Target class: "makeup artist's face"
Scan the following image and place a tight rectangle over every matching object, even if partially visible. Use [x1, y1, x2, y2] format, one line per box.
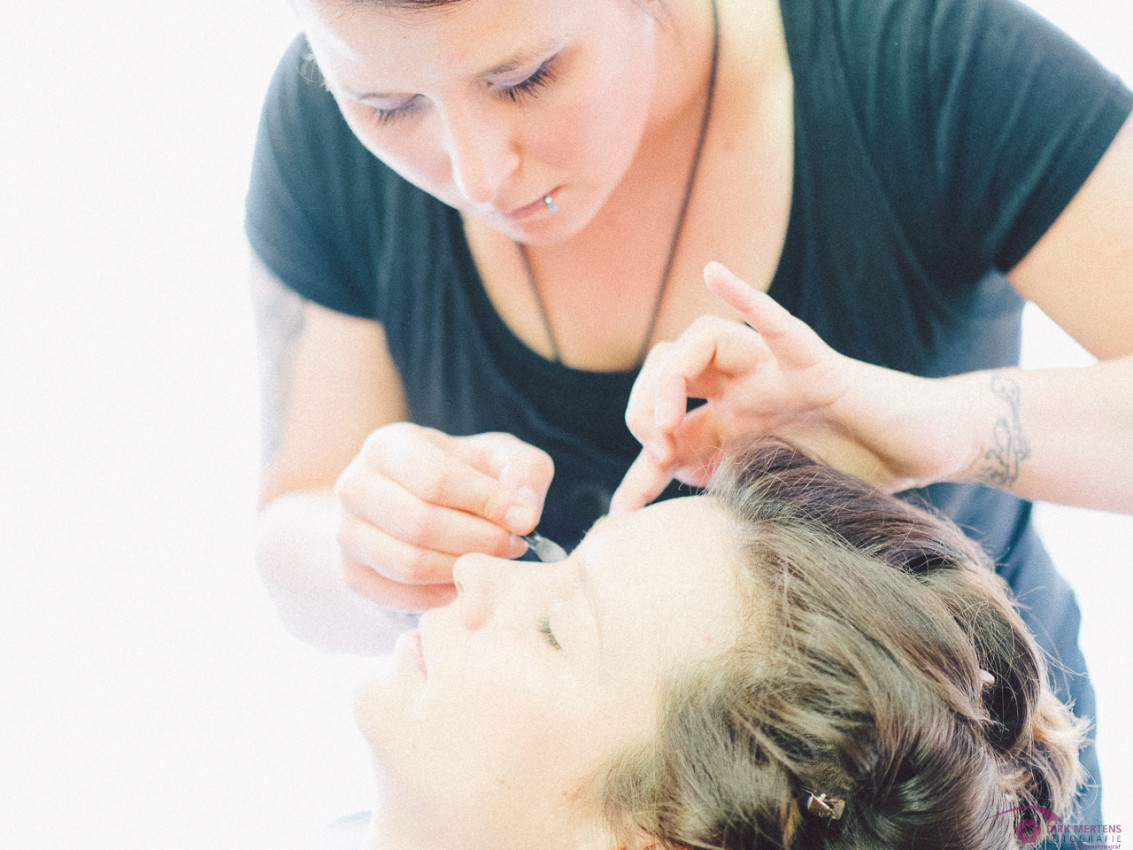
[293, 0, 658, 244]
[354, 496, 743, 849]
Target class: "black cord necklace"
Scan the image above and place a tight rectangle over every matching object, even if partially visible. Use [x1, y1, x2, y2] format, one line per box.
[519, 0, 721, 367]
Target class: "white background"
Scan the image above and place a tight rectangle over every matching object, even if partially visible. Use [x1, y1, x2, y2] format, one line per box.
[1, 1, 1130, 847]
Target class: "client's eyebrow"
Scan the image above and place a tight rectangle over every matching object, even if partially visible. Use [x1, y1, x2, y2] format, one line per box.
[578, 561, 604, 654]
[574, 519, 610, 654]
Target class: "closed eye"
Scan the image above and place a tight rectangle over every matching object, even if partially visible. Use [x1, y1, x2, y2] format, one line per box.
[366, 95, 423, 128]
[364, 56, 559, 127]
[497, 58, 557, 104]
[538, 617, 563, 653]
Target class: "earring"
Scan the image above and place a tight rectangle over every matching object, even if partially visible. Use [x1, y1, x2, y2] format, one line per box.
[543, 195, 558, 213]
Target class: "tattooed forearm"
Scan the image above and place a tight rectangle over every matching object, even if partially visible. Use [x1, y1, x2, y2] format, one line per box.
[251, 267, 308, 469]
[974, 374, 1031, 488]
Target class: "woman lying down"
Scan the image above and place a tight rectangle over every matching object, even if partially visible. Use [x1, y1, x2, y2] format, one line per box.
[351, 439, 1083, 850]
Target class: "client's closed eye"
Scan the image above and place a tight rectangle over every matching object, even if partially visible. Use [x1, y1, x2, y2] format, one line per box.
[538, 617, 563, 653]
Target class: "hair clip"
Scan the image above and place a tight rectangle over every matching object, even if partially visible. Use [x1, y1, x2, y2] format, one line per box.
[804, 792, 846, 821]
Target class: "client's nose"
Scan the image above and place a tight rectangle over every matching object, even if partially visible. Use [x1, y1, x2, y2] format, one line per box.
[452, 553, 500, 632]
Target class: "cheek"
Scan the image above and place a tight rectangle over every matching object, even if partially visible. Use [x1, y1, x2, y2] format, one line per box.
[419, 661, 605, 794]
[528, 94, 637, 174]
[529, 48, 655, 178]
[439, 641, 596, 730]
[430, 653, 562, 730]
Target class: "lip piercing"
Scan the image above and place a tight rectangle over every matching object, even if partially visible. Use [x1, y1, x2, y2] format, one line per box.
[543, 195, 558, 213]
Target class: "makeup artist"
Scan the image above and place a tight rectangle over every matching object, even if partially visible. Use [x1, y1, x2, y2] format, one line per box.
[245, 0, 1132, 826]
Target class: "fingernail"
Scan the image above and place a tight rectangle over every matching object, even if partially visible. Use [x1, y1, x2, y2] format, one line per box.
[505, 505, 535, 532]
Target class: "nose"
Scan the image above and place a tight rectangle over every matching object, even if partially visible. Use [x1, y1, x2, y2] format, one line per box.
[453, 553, 569, 633]
[452, 553, 500, 632]
[442, 107, 519, 206]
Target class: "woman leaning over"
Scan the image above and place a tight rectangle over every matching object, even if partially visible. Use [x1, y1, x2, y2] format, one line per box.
[244, 0, 1133, 829]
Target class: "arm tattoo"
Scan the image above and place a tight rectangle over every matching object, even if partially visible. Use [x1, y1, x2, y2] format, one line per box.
[252, 271, 307, 469]
[975, 374, 1031, 488]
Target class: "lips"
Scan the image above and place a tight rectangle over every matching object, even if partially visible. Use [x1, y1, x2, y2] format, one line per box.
[502, 189, 560, 221]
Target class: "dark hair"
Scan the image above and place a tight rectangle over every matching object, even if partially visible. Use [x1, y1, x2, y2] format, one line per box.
[604, 439, 1084, 849]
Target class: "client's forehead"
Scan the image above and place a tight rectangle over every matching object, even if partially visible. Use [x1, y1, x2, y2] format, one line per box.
[578, 496, 743, 668]
[583, 496, 729, 565]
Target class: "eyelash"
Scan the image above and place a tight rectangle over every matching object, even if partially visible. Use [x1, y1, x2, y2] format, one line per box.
[538, 617, 563, 654]
[367, 59, 558, 127]
[499, 60, 558, 104]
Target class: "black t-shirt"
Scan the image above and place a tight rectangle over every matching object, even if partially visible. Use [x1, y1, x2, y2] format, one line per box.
[246, 0, 1130, 815]
[246, 0, 1129, 548]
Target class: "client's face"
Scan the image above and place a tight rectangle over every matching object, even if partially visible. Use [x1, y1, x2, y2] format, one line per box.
[354, 496, 743, 849]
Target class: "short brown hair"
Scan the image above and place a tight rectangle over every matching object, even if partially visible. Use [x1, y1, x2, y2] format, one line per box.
[604, 439, 1084, 849]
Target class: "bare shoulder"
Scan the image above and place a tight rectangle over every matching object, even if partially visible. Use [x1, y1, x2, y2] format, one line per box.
[1009, 114, 1133, 360]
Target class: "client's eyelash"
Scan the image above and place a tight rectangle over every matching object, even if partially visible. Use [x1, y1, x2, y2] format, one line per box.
[538, 617, 563, 653]
[367, 57, 558, 127]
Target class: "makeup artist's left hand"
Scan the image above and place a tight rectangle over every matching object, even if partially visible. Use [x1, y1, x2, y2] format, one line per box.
[611, 263, 968, 512]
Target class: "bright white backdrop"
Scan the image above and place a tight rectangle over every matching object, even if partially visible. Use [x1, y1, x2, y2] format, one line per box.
[1, 1, 1129, 848]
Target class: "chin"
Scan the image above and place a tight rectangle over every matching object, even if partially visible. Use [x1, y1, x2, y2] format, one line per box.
[351, 658, 407, 751]
[511, 199, 605, 247]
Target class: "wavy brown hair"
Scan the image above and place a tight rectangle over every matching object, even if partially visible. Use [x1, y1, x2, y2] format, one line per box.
[604, 439, 1084, 850]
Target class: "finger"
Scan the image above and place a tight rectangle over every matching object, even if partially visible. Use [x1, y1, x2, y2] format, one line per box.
[630, 330, 714, 454]
[642, 341, 699, 433]
[456, 432, 555, 528]
[609, 449, 676, 514]
[650, 320, 729, 427]
[648, 315, 766, 417]
[703, 262, 830, 369]
[338, 513, 458, 585]
[624, 342, 677, 461]
[338, 510, 527, 586]
[339, 472, 526, 557]
[364, 424, 540, 534]
[342, 552, 458, 613]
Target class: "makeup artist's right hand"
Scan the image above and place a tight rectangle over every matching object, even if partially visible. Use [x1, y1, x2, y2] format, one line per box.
[334, 424, 554, 612]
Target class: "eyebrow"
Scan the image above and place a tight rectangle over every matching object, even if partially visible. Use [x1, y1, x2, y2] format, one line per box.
[574, 516, 613, 654]
[576, 556, 604, 654]
[344, 40, 560, 101]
